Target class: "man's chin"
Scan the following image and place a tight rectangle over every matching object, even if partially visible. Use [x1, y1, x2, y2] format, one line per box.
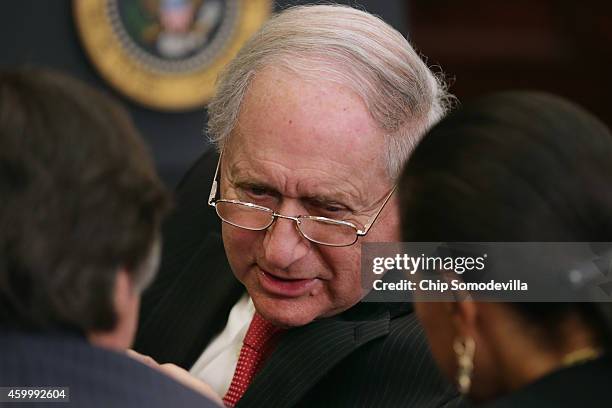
[250, 295, 321, 328]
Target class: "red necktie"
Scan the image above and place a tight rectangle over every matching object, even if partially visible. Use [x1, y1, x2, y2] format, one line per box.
[223, 313, 284, 407]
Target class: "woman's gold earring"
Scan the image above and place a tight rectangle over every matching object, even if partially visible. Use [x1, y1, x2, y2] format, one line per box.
[453, 336, 476, 394]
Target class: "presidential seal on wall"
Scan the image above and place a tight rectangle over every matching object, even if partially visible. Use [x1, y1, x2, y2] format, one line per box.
[74, 0, 272, 111]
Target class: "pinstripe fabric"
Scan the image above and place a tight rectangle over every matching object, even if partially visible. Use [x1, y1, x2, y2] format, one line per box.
[237, 303, 464, 408]
[0, 330, 219, 408]
[135, 150, 466, 407]
[135, 230, 243, 368]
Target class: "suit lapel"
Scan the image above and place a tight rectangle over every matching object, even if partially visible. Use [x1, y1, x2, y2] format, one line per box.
[136, 231, 244, 368]
[237, 304, 391, 408]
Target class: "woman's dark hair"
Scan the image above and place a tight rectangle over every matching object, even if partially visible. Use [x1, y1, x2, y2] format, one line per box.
[399, 91, 612, 350]
[0, 68, 171, 332]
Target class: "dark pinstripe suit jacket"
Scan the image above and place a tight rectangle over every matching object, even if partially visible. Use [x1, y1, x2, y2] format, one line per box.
[135, 149, 465, 407]
[0, 330, 219, 408]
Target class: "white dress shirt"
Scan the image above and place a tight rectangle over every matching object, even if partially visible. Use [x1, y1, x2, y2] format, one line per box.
[189, 293, 254, 397]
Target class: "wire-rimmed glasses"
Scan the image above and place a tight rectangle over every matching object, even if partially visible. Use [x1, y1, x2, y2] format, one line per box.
[208, 151, 395, 247]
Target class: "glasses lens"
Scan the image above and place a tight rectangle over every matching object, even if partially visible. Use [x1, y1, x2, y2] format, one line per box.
[299, 217, 358, 246]
[216, 201, 273, 230]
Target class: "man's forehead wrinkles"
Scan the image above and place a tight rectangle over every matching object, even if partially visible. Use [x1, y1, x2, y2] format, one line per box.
[225, 157, 288, 188]
[225, 157, 369, 206]
[225, 158, 258, 180]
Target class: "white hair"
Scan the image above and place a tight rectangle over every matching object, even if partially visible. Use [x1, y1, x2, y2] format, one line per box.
[207, 4, 453, 180]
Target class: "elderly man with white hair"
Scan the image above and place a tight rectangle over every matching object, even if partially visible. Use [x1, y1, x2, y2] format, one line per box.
[136, 4, 462, 407]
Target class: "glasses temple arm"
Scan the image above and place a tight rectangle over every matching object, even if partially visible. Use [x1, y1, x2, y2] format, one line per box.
[357, 185, 397, 236]
[208, 150, 223, 206]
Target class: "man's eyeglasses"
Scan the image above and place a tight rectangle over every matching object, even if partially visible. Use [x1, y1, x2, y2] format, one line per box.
[207, 151, 395, 247]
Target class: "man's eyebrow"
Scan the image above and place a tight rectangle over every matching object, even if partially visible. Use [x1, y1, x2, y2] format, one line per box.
[233, 180, 279, 193]
[303, 193, 358, 211]
[235, 182, 356, 207]
[229, 169, 360, 208]
[305, 194, 344, 204]
[234, 183, 347, 203]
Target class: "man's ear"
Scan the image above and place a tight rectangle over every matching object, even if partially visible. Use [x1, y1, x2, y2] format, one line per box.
[114, 268, 137, 315]
[88, 268, 140, 350]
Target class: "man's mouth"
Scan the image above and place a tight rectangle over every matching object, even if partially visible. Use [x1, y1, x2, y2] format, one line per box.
[256, 267, 320, 297]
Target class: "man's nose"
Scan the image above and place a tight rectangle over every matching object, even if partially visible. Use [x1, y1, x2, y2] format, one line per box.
[262, 203, 309, 270]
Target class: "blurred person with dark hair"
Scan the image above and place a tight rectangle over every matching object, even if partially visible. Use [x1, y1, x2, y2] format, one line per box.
[0, 68, 220, 407]
[399, 91, 612, 407]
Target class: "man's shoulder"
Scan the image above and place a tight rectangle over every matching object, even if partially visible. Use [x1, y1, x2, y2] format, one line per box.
[387, 302, 427, 345]
[345, 302, 428, 361]
[293, 303, 464, 408]
[331, 301, 425, 354]
[0, 330, 218, 408]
